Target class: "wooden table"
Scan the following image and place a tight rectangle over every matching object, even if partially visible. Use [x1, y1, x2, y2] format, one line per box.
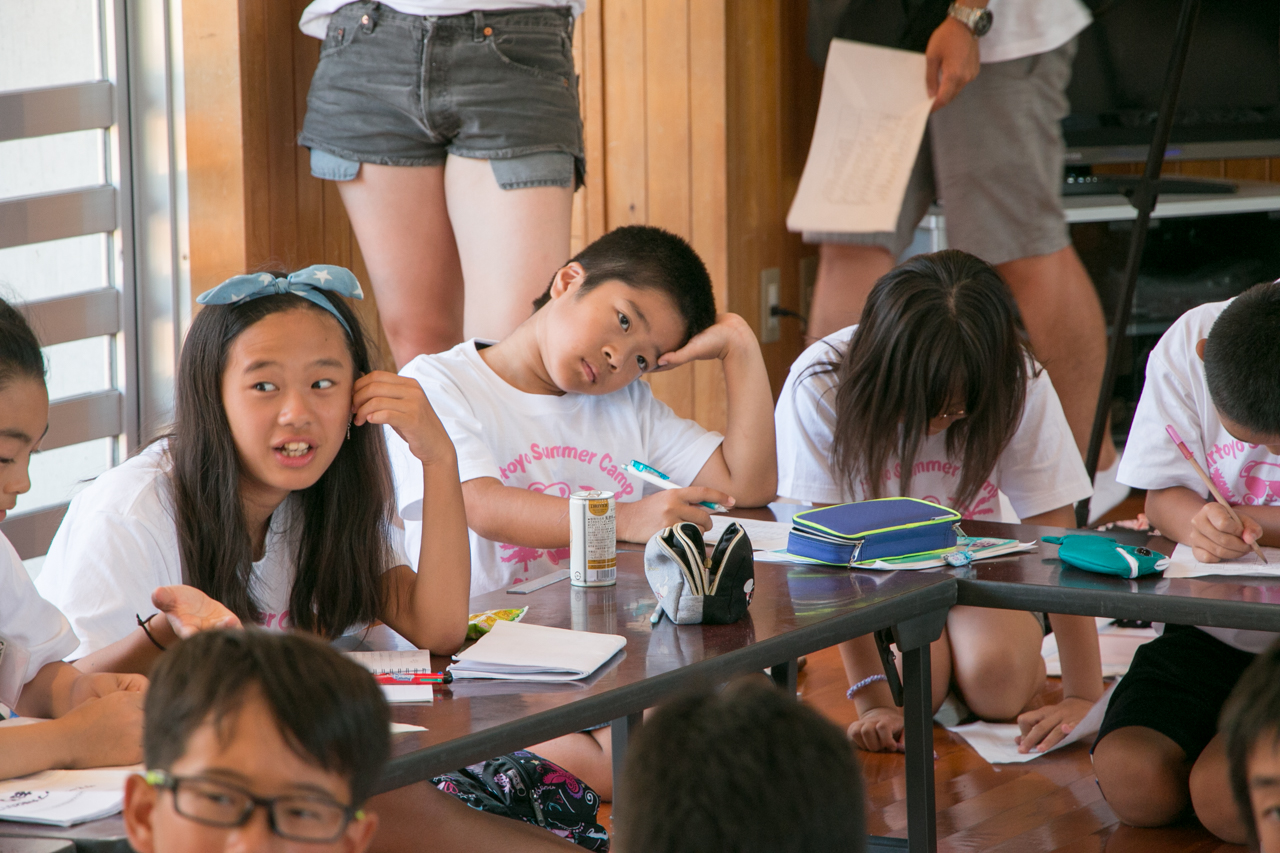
[0, 551, 956, 853]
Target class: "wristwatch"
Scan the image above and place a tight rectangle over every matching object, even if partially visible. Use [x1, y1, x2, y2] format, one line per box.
[947, 2, 994, 37]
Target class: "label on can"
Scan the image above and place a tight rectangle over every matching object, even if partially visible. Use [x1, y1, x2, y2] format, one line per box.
[570, 490, 617, 587]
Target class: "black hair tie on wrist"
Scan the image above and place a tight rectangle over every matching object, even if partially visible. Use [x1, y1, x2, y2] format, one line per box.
[136, 613, 167, 651]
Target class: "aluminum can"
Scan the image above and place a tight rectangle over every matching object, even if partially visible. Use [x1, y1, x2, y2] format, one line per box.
[569, 490, 616, 587]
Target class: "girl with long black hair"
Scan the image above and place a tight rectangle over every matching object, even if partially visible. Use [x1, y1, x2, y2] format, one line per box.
[776, 249, 1104, 754]
[37, 266, 470, 668]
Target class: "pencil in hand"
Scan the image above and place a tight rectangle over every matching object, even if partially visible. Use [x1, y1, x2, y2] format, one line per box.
[1165, 424, 1268, 564]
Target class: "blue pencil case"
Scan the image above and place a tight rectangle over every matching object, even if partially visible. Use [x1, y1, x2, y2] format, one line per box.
[788, 498, 962, 566]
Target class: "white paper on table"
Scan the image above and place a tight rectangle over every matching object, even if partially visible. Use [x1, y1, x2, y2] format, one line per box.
[946, 683, 1116, 765]
[786, 39, 933, 235]
[1042, 616, 1156, 678]
[708, 516, 792, 552]
[389, 722, 427, 734]
[0, 766, 139, 826]
[1165, 542, 1280, 578]
[448, 620, 626, 682]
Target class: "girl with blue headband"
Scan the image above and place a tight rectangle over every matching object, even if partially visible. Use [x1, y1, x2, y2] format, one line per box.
[37, 266, 471, 665]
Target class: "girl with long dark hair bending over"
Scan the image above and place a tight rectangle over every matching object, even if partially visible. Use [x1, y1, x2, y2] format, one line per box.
[776, 250, 1104, 754]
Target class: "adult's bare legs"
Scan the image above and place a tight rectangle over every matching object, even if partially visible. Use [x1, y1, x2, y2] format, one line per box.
[998, 246, 1117, 472]
[445, 155, 574, 342]
[805, 243, 897, 343]
[337, 164, 465, 368]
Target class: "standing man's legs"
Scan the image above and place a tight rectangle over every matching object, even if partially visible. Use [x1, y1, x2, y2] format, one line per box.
[999, 246, 1115, 471]
[806, 244, 896, 342]
[337, 163, 466, 368]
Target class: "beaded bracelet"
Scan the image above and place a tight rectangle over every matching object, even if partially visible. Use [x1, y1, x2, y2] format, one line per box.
[846, 673, 887, 700]
[136, 613, 167, 651]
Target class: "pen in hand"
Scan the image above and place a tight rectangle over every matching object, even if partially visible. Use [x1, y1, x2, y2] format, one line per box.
[1165, 424, 1268, 564]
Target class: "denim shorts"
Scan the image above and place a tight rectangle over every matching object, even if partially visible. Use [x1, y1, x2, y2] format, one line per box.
[299, 2, 584, 190]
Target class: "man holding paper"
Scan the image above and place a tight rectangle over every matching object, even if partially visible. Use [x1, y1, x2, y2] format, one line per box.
[794, 0, 1125, 519]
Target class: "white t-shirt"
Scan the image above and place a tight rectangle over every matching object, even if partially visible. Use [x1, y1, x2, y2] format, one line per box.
[980, 0, 1092, 64]
[389, 340, 725, 595]
[35, 444, 406, 659]
[776, 326, 1091, 521]
[299, 1, 584, 40]
[0, 532, 79, 709]
[1118, 299, 1280, 654]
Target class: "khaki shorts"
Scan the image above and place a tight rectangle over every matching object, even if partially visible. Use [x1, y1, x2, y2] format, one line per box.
[805, 38, 1077, 266]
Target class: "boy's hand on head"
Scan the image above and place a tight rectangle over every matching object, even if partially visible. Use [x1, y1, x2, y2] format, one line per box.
[656, 313, 756, 371]
[153, 585, 242, 639]
[847, 706, 906, 753]
[58, 689, 145, 768]
[616, 487, 735, 542]
[1188, 502, 1263, 563]
[1015, 696, 1094, 753]
[352, 371, 457, 467]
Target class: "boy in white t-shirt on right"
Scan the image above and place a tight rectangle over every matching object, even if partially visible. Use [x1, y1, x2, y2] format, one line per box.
[1092, 281, 1280, 844]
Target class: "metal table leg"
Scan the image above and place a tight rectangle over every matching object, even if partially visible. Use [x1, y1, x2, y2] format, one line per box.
[609, 710, 644, 819]
[769, 658, 798, 695]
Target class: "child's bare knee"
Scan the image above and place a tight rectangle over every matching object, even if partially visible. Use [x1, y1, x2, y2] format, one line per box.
[1189, 740, 1248, 844]
[1093, 728, 1190, 827]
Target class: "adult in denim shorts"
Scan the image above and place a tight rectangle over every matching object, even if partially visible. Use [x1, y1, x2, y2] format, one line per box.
[298, 1, 585, 366]
[804, 0, 1126, 520]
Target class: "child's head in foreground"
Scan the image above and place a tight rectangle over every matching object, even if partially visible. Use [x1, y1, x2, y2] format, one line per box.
[0, 297, 47, 523]
[615, 676, 867, 853]
[1223, 638, 1280, 852]
[1203, 280, 1280, 454]
[123, 629, 390, 853]
[529, 225, 716, 395]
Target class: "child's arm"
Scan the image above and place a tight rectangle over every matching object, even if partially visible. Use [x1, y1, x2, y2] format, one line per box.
[463, 477, 736, 546]
[75, 585, 242, 675]
[656, 313, 778, 506]
[1146, 485, 1277, 562]
[839, 635, 906, 753]
[15, 662, 146, 719]
[1015, 612, 1104, 752]
[0, 689, 144, 781]
[354, 372, 470, 653]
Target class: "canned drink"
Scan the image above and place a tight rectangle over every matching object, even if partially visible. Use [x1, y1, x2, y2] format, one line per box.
[569, 490, 616, 587]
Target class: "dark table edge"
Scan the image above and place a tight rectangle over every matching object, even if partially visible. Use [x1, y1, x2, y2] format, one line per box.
[375, 579, 957, 791]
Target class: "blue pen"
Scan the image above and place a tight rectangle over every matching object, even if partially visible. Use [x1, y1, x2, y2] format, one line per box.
[626, 460, 728, 513]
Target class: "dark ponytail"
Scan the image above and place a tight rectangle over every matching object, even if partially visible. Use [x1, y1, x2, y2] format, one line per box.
[0, 297, 45, 391]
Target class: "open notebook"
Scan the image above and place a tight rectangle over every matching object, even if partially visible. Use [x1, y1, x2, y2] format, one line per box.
[448, 621, 626, 682]
[345, 650, 435, 703]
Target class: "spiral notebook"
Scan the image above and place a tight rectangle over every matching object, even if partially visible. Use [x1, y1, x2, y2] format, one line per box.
[345, 651, 435, 703]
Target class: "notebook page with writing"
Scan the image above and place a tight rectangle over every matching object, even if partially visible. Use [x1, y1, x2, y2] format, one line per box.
[1166, 542, 1280, 578]
[448, 621, 626, 682]
[344, 651, 434, 703]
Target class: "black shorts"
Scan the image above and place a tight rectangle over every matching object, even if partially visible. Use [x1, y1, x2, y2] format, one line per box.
[1093, 623, 1256, 761]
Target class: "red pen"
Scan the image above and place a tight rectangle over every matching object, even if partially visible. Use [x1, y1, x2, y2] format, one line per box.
[375, 672, 453, 685]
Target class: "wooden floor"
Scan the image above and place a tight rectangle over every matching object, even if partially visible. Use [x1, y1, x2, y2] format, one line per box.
[595, 494, 1244, 850]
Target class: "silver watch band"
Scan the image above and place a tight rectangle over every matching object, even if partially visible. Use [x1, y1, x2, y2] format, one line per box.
[947, 3, 992, 36]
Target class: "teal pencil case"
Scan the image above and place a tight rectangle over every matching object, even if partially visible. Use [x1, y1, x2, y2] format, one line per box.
[1042, 535, 1169, 578]
[788, 498, 962, 566]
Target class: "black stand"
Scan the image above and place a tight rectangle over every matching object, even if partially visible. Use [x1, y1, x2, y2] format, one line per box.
[1075, 0, 1202, 527]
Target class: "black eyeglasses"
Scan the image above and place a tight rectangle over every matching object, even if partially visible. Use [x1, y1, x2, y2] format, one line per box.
[144, 770, 363, 843]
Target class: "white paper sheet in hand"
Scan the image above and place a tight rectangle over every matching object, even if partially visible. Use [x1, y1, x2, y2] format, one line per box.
[946, 683, 1116, 764]
[1166, 542, 1280, 578]
[448, 620, 626, 682]
[0, 766, 139, 826]
[787, 40, 933, 234]
[708, 515, 792, 552]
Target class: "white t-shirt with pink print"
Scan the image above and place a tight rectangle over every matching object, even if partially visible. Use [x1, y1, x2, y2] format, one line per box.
[36, 442, 406, 658]
[388, 340, 725, 595]
[775, 326, 1091, 521]
[1118, 298, 1280, 654]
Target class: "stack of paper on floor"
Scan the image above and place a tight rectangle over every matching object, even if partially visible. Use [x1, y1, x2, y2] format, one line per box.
[0, 766, 138, 826]
[346, 650, 435, 703]
[1166, 542, 1280, 578]
[946, 683, 1117, 765]
[449, 620, 626, 682]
